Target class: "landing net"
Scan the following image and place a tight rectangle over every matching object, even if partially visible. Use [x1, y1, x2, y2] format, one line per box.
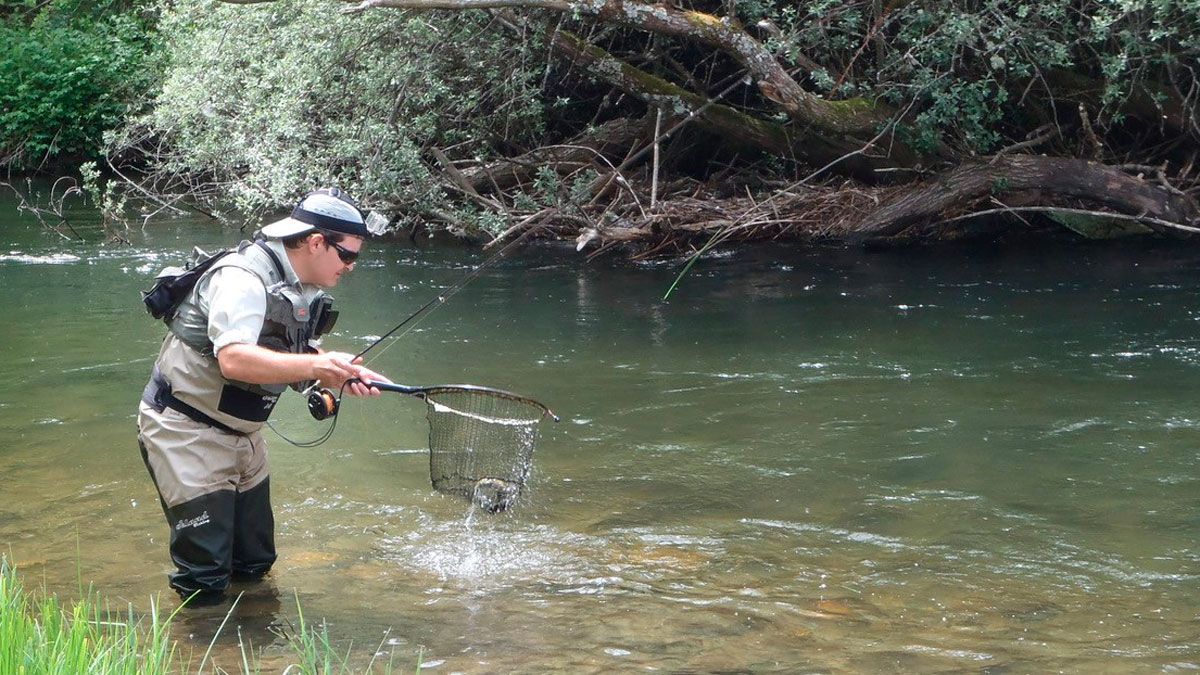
[422, 386, 552, 512]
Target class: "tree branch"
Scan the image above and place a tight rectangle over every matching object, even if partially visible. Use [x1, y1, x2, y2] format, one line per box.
[340, 0, 892, 138]
[523, 20, 900, 175]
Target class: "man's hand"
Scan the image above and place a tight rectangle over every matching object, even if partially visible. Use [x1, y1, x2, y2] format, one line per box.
[312, 351, 358, 389]
[316, 352, 391, 397]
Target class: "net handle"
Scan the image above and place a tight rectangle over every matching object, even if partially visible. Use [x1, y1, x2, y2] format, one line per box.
[361, 380, 560, 422]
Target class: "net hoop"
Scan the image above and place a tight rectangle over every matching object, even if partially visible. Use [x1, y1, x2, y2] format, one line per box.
[417, 384, 557, 421]
[418, 384, 556, 510]
[427, 399, 537, 426]
[369, 380, 557, 510]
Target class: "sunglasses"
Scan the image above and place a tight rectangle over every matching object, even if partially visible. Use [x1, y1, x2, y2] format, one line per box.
[324, 239, 360, 265]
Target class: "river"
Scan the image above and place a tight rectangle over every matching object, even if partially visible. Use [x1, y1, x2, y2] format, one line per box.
[0, 192, 1197, 672]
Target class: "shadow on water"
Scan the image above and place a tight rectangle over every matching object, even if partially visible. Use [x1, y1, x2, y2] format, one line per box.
[1, 195, 1199, 670]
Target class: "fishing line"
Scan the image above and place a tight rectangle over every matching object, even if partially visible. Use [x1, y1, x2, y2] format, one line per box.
[266, 379, 353, 447]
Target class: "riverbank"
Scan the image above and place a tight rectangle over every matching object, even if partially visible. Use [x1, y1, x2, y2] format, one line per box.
[0, 559, 404, 673]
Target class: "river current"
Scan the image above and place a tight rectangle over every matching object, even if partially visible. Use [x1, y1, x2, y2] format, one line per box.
[0, 197, 1197, 671]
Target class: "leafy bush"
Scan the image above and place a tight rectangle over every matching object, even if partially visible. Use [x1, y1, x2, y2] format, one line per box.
[104, 0, 1200, 233]
[0, 0, 158, 170]
[755, 0, 1200, 153]
[115, 0, 548, 228]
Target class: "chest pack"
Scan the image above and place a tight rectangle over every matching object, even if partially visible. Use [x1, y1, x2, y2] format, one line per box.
[141, 247, 235, 322]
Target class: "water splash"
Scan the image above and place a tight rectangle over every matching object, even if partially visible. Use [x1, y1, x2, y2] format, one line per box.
[383, 515, 594, 586]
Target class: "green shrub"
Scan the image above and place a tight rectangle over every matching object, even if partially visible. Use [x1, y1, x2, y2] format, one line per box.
[751, 0, 1200, 153]
[116, 0, 547, 228]
[0, 1, 158, 170]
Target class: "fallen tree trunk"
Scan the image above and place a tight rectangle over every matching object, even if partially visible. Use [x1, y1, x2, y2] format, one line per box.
[854, 155, 1200, 240]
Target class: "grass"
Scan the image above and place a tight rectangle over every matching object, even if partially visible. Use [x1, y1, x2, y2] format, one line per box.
[0, 557, 180, 674]
[0, 557, 408, 674]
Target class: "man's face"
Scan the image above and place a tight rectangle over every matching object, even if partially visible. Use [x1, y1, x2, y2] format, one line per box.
[305, 232, 363, 288]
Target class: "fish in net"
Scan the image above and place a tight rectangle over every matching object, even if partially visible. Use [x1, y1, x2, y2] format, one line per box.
[424, 387, 555, 512]
[368, 382, 557, 512]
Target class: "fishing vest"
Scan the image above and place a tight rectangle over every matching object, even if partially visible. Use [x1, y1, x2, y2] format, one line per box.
[143, 240, 333, 434]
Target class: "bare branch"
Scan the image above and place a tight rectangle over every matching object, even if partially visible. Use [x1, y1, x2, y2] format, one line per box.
[991, 123, 1059, 160]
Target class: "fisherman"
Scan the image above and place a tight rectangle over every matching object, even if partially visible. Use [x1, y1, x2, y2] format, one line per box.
[137, 187, 387, 605]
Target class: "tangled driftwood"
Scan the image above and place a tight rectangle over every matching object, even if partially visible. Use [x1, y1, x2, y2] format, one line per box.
[436, 132, 1200, 257]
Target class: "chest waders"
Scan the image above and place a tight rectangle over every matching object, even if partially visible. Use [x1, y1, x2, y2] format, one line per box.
[137, 239, 334, 602]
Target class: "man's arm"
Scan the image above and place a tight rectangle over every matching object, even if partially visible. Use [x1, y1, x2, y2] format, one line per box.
[218, 345, 385, 397]
[217, 344, 348, 386]
[206, 267, 385, 396]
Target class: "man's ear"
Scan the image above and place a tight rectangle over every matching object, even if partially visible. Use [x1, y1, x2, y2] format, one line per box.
[307, 232, 325, 253]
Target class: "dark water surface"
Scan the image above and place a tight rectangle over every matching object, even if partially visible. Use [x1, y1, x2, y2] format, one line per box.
[1, 197, 1197, 672]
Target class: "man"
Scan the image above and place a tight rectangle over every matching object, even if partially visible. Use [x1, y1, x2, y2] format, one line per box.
[138, 187, 387, 604]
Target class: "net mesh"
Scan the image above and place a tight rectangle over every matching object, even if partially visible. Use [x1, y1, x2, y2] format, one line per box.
[424, 387, 547, 511]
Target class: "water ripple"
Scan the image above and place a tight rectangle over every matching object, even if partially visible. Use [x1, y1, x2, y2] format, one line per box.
[741, 518, 912, 551]
[0, 252, 80, 264]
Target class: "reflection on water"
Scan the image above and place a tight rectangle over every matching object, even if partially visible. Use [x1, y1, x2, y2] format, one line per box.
[0, 201, 1198, 671]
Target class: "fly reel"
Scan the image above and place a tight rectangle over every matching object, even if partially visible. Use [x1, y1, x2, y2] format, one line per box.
[306, 387, 339, 420]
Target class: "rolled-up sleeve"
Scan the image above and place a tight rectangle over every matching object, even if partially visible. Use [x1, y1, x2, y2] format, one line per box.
[205, 267, 267, 354]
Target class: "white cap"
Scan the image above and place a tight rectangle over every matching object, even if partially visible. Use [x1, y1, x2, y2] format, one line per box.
[260, 188, 368, 238]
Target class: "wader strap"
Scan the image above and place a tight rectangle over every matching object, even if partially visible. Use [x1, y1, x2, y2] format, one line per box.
[143, 368, 247, 437]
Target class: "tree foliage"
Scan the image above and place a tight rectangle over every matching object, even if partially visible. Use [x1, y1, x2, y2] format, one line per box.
[808, 0, 1200, 153]
[115, 0, 548, 227]
[103, 0, 1200, 245]
[568, 0, 1200, 156]
[0, 0, 158, 170]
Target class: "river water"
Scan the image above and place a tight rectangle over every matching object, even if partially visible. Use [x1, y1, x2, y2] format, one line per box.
[0, 194, 1197, 672]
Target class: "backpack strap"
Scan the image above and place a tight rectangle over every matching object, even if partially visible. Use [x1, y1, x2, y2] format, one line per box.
[253, 239, 288, 282]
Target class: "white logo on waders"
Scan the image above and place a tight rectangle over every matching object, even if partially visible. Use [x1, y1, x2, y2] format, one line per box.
[175, 511, 211, 530]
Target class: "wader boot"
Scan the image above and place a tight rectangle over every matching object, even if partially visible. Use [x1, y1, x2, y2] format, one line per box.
[138, 404, 277, 602]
